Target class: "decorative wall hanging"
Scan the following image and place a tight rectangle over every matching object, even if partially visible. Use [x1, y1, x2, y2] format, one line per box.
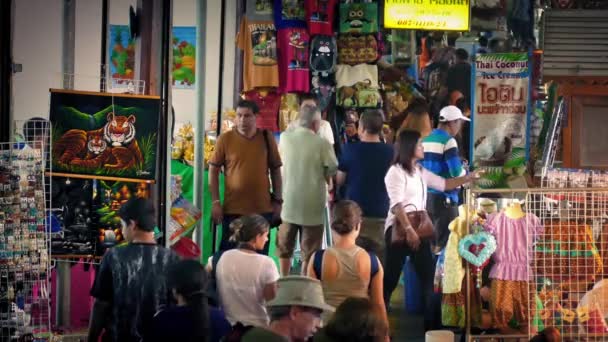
[50, 89, 160, 182]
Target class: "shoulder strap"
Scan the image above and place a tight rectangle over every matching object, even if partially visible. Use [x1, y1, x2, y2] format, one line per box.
[262, 129, 272, 171]
[420, 170, 427, 209]
[313, 249, 325, 280]
[368, 251, 379, 279]
[211, 250, 225, 280]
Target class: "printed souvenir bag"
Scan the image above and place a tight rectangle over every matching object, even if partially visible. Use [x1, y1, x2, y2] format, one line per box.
[310, 35, 337, 76]
[336, 80, 380, 108]
[337, 34, 379, 65]
[338, 1, 379, 33]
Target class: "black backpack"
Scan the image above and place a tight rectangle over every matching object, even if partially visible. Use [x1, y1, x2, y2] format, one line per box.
[310, 35, 337, 76]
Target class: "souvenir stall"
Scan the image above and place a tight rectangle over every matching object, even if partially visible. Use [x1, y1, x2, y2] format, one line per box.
[448, 7, 608, 336]
[220, 0, 420, 152]
[459, 179, 608, 341]
[200, 0, 421, 261]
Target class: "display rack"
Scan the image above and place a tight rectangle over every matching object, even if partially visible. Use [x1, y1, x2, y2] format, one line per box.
[12, 120, 52, 227]
[0, 142, 51, 340]
[61, 72, 146, 95]
[466, 187, 608, 341]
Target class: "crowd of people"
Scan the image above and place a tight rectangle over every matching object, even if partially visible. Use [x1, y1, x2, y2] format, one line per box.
[85, 48, 562, 341]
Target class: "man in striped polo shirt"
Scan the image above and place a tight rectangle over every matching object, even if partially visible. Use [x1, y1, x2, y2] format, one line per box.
[421, 105, 470, 253]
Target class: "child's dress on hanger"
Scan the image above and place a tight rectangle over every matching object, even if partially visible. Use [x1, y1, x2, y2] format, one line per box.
[485, 210, 543, 329]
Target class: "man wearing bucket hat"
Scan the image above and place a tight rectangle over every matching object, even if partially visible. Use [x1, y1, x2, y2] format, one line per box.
[242, 276, 334, 342]
[421, 105, 470, 254]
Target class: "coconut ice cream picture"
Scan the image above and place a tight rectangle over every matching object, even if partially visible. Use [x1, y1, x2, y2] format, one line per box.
[474, 118, 524, 166]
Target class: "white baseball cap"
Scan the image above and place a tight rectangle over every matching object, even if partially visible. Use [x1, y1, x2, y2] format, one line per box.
[439, 105, 470, 122]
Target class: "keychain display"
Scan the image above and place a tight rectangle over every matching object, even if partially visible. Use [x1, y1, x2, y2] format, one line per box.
[0, 144, 50, 338]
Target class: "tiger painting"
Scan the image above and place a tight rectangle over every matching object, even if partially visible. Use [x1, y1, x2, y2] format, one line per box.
[54, 112, 144, 171]
[70, 131, 111, 168]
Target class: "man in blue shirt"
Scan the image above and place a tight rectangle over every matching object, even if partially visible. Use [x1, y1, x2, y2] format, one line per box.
[337, 110, 393, 264]
[420, 105, 469, 252]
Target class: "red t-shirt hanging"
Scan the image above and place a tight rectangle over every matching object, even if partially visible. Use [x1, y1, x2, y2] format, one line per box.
[244, 90, 281, 132]
[305, 0, 337, 36]
[277, 28, 310, 93]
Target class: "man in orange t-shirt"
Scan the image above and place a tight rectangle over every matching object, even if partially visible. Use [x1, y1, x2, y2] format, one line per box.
[209, 100, 283, 254]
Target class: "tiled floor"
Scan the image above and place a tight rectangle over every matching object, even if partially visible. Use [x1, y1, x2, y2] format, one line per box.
[389, 284, 463, 342]
[388, 283, 426, 341]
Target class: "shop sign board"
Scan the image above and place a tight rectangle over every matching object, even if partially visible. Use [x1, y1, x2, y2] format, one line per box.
[383, 0, 470, 31]
[471, 52, 531, 189]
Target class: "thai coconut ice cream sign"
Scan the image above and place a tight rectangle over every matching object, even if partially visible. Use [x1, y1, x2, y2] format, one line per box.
[471, 52, 531, 188]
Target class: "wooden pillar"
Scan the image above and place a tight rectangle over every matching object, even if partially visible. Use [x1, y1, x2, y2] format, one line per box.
[136, 0, 172, 240]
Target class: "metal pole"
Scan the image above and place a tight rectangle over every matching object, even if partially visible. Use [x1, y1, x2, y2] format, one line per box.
[56, 0, 76, 328]
[158, 0, 172, 244]
[0, 0, 12, 142]
[62, 0, 75, 89]
[193, 0, 207, 252]
[100, 0, 108, 91]
[215, 0, 226, 137]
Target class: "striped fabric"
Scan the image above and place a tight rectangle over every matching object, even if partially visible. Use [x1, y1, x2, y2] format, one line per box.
[420, 129, 465, 203]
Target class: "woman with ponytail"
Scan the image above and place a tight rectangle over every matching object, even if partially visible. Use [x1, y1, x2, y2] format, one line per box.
[151, 259, 231, 342]
[208, 214, 280, 328]
[307, 201, 388, 327]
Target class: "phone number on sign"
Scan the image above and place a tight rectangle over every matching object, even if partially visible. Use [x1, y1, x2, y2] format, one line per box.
[397, 20, 448, 28]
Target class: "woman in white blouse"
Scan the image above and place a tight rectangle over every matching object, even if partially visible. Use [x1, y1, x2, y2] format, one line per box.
[383, 129, 479, 332]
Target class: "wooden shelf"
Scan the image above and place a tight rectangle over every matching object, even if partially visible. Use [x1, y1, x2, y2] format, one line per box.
[52, 254, 102, 260]
[45, 171, 156, 184]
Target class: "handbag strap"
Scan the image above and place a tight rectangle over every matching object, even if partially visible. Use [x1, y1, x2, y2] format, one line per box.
[403, 203, 418, 212]
[420, 170, 427, 209]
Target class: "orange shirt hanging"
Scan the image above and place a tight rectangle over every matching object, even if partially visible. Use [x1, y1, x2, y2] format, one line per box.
[237, 17, 280, 92]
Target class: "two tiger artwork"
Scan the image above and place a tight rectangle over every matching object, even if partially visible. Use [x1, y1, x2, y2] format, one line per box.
[49, 89, 160, 181]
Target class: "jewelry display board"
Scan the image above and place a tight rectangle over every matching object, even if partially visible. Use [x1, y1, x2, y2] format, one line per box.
[0, 142, 51, 340]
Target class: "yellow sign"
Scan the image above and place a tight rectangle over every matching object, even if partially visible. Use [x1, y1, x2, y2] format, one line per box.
[384, 0, 470, 31]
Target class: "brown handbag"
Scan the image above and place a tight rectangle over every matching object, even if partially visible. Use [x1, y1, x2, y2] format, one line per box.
[390, 174, 435, 245]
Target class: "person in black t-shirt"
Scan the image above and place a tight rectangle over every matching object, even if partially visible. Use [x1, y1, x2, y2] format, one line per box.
[88, 198, 180, 342]
[446, 49, 472, 102]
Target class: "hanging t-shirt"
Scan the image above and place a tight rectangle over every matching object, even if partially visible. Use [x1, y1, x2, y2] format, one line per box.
[274, 0, 306, 29]
[339, 2, 378, 33]
[246, 0, 274, 20]
[244, 90, 281, 132]
[277, 28, 310, 93]
[237, 18, 280, 91]
[305, 0, 337, 36]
